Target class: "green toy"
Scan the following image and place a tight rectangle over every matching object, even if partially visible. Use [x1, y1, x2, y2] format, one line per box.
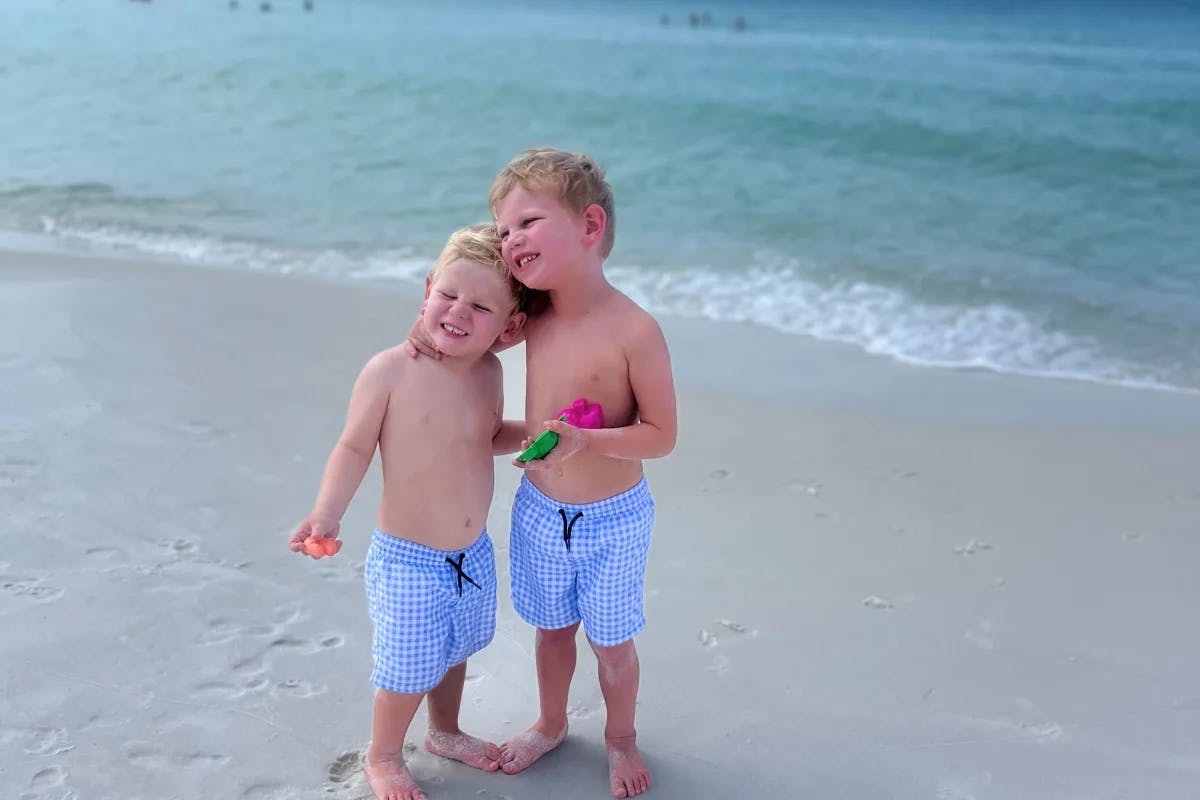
[516, 416, 566, 462]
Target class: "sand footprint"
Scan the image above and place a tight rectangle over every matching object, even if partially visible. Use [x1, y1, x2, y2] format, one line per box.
[0, 573, 65, 603]
[274, 678, 325, 698]
[240, 782, 298, 800]
[174, 420, 228, 441]
[964, 620, 995, 651]
[0, 455, 42, 488]
[127, 742, 231, 770]
[28, 765, 68, 790]
[717, 618, 756, 636]
[84, 545, 128, 561]
[26, 727, 74, 756]
[328, 750, 363, 784]
[567, 702, 600, 720]
[198, 617, 242, 645]
[699, 467, 731, 495]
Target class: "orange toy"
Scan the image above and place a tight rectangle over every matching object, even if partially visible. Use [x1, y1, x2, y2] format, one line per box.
[303, 535, 341, 558]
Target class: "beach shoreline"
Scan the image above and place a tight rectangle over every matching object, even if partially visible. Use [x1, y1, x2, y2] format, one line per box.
[3, 247, 1199, 800]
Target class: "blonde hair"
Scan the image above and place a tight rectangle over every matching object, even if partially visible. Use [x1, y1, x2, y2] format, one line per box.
[488, 148, 616, 259]
[430, 223, 525, 313]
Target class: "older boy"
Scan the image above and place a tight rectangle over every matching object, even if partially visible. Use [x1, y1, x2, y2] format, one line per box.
[410, 150, 677, 798]
[291, 224, 528, 800]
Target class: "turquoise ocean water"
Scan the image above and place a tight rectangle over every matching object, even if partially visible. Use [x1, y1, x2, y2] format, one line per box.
[2, 0, 1198, 392]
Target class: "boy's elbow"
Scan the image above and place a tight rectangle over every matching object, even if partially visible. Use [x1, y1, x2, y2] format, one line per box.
[337, 438, 375, 463]
[651, 426, 677, 458]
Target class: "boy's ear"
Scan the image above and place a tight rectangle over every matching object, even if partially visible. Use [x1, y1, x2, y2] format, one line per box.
[423, 275, 432, 300]
[581, 204, 607, 246]
[499, 311, 527, 344]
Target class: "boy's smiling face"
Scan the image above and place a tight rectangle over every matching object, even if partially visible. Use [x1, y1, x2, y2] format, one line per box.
[422, 258, 522, 358]
[494, 185, 589, 291]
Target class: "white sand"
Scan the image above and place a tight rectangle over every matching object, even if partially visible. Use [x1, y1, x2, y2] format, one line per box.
[3, 249, 1198, 800]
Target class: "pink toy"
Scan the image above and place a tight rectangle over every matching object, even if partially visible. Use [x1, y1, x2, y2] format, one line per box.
[559, 397, 604, 429]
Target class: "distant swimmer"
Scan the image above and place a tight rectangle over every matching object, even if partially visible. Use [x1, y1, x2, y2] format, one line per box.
[259, 1, 271, 11]
[229, 0, 238, 8]
[734, 16, 747, 31]
[304, 0, 313, 9]
[659, 14, 669, 25]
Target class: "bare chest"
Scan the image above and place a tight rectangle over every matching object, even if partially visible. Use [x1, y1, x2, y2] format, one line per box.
[526, 319, 635, 427]
[387, 364, 497, 447]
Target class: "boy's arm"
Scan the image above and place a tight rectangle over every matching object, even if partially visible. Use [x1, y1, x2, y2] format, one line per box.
[404, 314, 443, 360]
[521, 316, 677, 467]
[493, 420, 529, 455]
[489, 362, 528, 454]
[291, 354, 391, 549]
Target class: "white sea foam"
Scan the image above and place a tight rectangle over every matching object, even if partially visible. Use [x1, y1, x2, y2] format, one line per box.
[19, 219, 1198, 396]
[608, 263, 1197, 395]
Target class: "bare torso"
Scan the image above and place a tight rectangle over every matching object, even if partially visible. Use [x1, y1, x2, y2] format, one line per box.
[523, 290, 646, 503]
[375, 349, 502, 551]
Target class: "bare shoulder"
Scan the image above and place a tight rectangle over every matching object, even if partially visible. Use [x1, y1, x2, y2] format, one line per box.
[363, 344, 413, 378]
[609, 291, 665, 347]
[475, 350, 503, 381]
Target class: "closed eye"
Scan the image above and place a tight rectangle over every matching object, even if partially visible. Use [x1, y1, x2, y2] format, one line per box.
[473, 303, 492, 313]
[438, 291, 455, 300]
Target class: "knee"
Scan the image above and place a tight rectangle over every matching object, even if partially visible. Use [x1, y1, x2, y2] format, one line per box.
[537, 623, 580, 647]
[591, 639, 637, 671]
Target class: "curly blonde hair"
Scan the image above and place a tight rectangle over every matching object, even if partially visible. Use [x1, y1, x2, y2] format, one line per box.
[430, 223, 526, 312]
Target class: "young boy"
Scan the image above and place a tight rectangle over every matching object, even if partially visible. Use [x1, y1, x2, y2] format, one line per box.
[410, 150, 677, 798]
[290, 223, 528, 800]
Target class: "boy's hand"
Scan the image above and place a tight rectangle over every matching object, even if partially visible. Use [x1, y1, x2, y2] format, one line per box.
[290, 514, 341, 559]
[513, 419, 589, 471]
[404, 314, 442, 360]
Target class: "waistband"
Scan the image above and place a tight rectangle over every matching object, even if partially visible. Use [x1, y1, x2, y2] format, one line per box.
[517, 476, 651, 517]
[369, 528, 490, 568]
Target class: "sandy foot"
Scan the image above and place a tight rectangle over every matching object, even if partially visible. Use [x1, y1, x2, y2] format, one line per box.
[497, 724, 568, 775]
[365, 758, 425, 800]
[608, 735, 651, 798]
[424, 728, 501, 772]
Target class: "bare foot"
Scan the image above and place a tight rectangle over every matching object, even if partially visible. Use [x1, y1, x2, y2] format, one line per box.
[607, 735, 651, 798]
[425, 728, 501, 772]
[497, 723, 567, 775]
[364, 758, 425, 800]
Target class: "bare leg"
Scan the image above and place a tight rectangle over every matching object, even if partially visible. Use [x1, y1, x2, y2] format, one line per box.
[366, 688, 426, 800]
[592, 639, 650, 798]
[424, 661, 501, 771]
[498, 623, 578, 774]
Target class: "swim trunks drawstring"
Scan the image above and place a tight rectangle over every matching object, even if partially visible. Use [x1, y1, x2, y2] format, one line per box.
[558, 509, 584, 552]
[445, 553, 480, 596]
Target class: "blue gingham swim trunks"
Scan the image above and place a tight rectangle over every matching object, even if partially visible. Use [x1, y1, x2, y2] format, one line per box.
[364, 528, 497, 694]
[510, 476, 655, 647]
